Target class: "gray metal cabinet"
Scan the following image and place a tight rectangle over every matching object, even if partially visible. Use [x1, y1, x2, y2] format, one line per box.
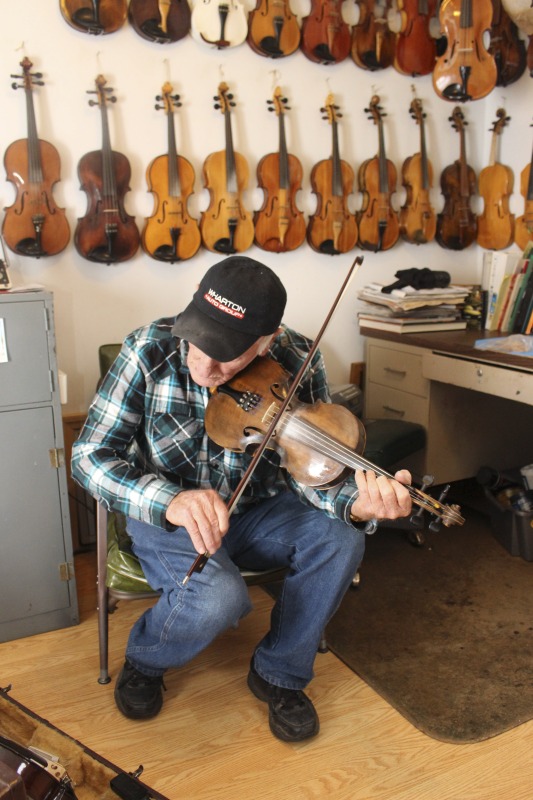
[0, 291, 79, 641]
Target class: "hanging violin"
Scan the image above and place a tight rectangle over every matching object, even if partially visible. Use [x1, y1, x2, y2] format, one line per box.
[351, 0, 395, 71]
[436, 107, 477, 251]
[307, 95, 358, 256]
[142, 83, 201, 263]
[477, 109, 515, 251]
[399, 96, 436, 245]
[433, 0, 497, 102]
[74, 75, 140, 264]
[515, 119, 533, 252]
[300, 0, 352, 64]
[488, 0, 527, 86]
[59, 0, 127, 34]
[2, 57, 70, 259]
[357, 95, 399, 252]
[200, 83, 254, 254]
[392, 0, 438, 76]
[128, 0, 191, 43]
[190, 0, 248, 48]
[247, 0, 301, 57]
[254, 88, 306, 253]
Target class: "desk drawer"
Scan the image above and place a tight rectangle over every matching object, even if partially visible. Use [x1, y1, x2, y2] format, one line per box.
[365, 383, 429, 426]
[367, 342, 429, 398]
[422, 352, 533, 406]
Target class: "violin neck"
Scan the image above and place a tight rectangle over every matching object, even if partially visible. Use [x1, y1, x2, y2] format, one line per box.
[331, 119, 342, 197]
[461, 0, 473, 29]
[25, 84, 43, 183]
[377, 121, 388, 194]
[167, 108, 181, 196]
[278, 113, 289, 190]
[488, 129, 498, 168]
[419, 115, 430, 191]
[459, 127, 468, 197]
[224, 108, 238, 194]
[100, 103, 117, 200]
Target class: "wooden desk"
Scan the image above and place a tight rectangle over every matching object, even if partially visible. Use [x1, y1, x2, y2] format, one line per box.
[360, 328, 533, 484]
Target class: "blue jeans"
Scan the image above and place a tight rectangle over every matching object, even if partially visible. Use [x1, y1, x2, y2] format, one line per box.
[125, 492, 365, 690]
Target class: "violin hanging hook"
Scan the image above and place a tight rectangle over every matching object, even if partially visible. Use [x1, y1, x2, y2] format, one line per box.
[163, 58, 171, 82]
[269, 69, 281, 92]
[15, 41, 25, 53]
[218, 63, 225, 81]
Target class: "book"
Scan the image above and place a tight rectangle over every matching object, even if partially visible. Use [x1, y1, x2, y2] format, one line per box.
[498, 271, 524, 332]
[358, 318, 467, 334]
[483, 250, 523, 329]
[511, 253, 533, 333]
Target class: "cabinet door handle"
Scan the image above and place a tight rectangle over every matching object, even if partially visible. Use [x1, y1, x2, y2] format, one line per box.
[382, 405, 406, 417]
[383, 367, 407, 377]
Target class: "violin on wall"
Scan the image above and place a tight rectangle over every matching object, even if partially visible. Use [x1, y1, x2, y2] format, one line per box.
[74, 75, 140, 264]
[433, 0, 497, 102]
[2, 57, 70, 259]
[142, 83, 201, 263]
[477, 109, 515, 251]
[515, 119, 533, 252]
[200, 83, 254, 254]
[399, 97, 436, 245]
[247, 0, 301, 57]
[254, 88, 306, 252]
[306, 94, 358, 255]
[59, 0, 127, 34]
[190, 0, 248, 48]
[393, 0, 438, 77]
[436, 107, 477, 250]
[488, 0, 527, 86]
[357, 95, 399, 252]
[128, 0, 191, 44]
[351, 0, 395, 71]
[300, 0, 352, 64]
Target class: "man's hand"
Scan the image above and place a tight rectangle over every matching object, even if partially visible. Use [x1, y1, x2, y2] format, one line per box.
[350, 469, 412, 522]
[166, 489, 229, 555]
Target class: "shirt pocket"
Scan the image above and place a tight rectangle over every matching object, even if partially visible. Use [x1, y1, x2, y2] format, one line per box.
[151, 411, 204, 476]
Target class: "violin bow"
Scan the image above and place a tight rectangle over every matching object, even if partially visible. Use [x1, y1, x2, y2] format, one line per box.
[183, 254, 364, 583]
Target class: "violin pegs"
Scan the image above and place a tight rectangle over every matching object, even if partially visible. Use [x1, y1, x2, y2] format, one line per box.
[267, 107, 275, 112]
[214, 103, 220, 110]
[32, 72, 43, 79]
[227, 93, 234, 100]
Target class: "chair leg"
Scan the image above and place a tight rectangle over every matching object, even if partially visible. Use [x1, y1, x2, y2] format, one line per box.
[318, 633, 328, 653]
[96, 503, 111, 685]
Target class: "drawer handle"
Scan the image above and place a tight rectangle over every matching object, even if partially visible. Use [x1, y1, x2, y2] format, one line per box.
[383, 367, 407, 377]
[382, 405, 406, 418]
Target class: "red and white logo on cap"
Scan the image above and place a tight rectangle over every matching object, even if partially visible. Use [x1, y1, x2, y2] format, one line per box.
[204, 288, 246, 319]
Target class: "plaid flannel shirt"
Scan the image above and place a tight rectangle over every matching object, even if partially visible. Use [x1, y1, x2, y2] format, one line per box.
[72, 320, 372, 532]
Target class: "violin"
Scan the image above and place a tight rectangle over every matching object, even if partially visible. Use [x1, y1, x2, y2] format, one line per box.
[204, 355, 465, 527]
[128, 0, 191, 43]
[190, 0, 248, 48]
[200, 83, 254, 254]
[399, 97, 436, 245]
[514, 119, 533, 252]
[74, 75, 140, 264]
[529, 35, 533, 77]
[477, 108, 515, 251]
[141, 83, 201, 263]
[433, 0, 497, 102]
[357, 95, 400, 252]
[300, 0, 352, 64]
[254, 88, 306, 253]
[488, 0, 527, 86]
[351, 0, 395, 71]
[247, 0, 301, 57]
[2, 57, 70, 259]
[306, 95, 358, 256]
[436, 107, 477, 251]
[393, 0, 438, 76]
[59, 0, 127, 34]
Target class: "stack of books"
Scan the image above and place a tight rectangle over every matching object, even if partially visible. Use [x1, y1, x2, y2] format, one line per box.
[482, 243, 533, 334]
[357, 282, 470, 333]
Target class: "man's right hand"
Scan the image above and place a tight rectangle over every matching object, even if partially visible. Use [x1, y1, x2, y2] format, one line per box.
[166, 489, 230, 555]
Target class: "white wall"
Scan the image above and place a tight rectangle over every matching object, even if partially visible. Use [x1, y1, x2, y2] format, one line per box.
[1, 1, 531, 412]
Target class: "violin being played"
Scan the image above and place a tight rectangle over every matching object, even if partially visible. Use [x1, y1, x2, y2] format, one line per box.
[73, 254, 452, 742]
[2, 57, 70, 259]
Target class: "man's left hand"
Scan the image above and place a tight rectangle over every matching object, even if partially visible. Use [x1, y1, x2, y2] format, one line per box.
[350, 469, 412, 523]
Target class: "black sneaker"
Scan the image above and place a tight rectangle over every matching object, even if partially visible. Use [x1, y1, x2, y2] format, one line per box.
[247, 662, 319, 742]
[114, 660, 165, 720]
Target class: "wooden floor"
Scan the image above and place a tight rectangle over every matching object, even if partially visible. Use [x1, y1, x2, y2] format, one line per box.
[2, 547, 533, 800]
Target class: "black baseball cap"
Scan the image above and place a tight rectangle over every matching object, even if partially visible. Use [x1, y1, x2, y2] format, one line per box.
[171, 256, 287, 362]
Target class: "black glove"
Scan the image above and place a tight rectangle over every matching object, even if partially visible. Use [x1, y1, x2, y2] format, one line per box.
[381, 268, 450, 293]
